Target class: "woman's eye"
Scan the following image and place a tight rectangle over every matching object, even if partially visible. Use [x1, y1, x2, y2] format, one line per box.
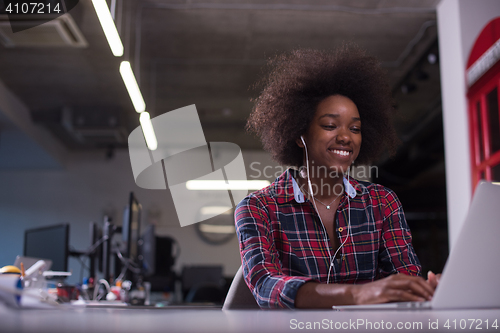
[351, 127, 361, 133]
[322, 125, 336, 130]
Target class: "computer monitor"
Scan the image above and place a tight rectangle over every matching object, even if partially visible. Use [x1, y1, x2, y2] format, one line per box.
[140, 227, 177, 276]
[89, 221, 103, 279]
[122, 192, 142, 269]
[24, 224, 69, 272]
[141, 226, 178, 292]
[140, 224, 156, 277]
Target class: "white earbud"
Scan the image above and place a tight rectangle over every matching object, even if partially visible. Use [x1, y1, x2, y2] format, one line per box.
[301, 135, 313, 192]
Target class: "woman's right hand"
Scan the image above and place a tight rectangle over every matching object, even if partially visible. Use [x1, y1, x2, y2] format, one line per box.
[427, 271, 441, 289]
[351, 274, 434, 305]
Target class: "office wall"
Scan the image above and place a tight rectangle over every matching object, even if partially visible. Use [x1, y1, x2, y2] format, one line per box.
[0, 148, 279, 283]
[437, 0, 500, 248]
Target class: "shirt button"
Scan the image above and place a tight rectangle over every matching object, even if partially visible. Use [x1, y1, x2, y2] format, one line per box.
[338, 227, 344, 232]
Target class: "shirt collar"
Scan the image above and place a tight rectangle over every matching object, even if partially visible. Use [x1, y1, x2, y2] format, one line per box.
[343, 176, 357, 199]
[292, 176, 306, 203]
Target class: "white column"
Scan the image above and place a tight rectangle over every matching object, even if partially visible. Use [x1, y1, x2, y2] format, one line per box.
[437, 0, 500, 249]
[438, 0, 471, 249]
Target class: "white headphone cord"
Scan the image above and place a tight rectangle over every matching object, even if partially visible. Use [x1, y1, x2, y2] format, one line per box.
[302, 137, 331, 260]
[301, 137, 352, 284]
[326, 166, 352, 284]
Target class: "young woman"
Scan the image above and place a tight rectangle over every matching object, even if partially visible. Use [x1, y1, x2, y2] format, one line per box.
[235, 46, 438, 309]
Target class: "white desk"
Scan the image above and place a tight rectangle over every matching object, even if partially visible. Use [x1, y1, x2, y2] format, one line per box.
[0, 304, 499, 332]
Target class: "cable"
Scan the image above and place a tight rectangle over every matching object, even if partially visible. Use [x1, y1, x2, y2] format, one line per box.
[93, 279, 111, 301]
[76, 255, 89, 283]
[113, 243, 141, 274]
[301, 137, 332, 277]
[83, 235, 109, 256]
[326, 167, 352, 284]
[68, 245, 91, 284]
[115, 264, 129, 282]
[301, 136, 352, 284]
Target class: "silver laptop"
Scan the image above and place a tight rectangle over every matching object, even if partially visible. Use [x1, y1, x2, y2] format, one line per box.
[333, 181, 500, 311]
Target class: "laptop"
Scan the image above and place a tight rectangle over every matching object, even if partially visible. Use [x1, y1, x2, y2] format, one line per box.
[333, 181, 500, 311]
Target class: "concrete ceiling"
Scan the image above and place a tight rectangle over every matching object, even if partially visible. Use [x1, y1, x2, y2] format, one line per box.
[0, 0, 441, 158]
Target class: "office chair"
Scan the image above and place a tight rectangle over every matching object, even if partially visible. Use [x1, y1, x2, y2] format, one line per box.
[222, 265, 260, 310]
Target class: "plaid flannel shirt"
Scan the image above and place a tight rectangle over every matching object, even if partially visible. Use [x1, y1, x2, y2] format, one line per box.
[235, 168, 421, 309]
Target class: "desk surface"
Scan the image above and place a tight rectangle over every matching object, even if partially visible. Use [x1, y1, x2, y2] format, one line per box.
[1, 304, 499, 333]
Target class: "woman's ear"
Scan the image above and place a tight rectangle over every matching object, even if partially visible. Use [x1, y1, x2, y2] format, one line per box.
[296, 136, 305, 148]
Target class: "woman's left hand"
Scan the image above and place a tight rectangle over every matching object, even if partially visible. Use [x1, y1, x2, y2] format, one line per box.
[427, 271, 441, 289]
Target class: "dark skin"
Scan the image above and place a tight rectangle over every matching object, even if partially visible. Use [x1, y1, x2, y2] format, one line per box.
[294, 95, 439, 308]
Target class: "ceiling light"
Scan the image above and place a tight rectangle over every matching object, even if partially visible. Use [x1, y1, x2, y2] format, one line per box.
[198, 224, 235, 234]
[139, 112, 157, 150]
[186, 180, 270, 190]
[427, 53, 438, 65]
[91, 0, 123, 57]
[200, 206, 232, 215]
[119, 61, 146, 113]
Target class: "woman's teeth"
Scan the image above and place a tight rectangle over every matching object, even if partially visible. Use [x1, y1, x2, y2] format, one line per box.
[331, 149, 350, 156]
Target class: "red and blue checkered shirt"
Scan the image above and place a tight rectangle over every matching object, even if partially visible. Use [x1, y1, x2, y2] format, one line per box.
[235, 169, 421, 309]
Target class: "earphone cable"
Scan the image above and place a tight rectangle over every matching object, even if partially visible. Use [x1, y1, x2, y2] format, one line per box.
[301, 136, 351, 284]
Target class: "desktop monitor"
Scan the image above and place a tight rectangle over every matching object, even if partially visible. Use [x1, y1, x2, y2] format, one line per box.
[24, 224, 69, 272]
[140, 224, 179, 292]
[140, 224, 156, 277]
[122, 192, 142, 272]
[140, 228, 177, 277]
[89, 221, 103, 278]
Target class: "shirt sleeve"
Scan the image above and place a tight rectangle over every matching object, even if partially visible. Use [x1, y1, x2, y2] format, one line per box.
[377, 188, 422, 278]
[234, 195, 313, 309]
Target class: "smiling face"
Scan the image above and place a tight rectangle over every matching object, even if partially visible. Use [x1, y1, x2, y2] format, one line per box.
[297, 95, 362, 177]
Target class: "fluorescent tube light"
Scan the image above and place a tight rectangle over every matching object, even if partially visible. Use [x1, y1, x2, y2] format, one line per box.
[139, 112, 158, 151]
[91, 0, 124, 57]
[198, 224, 235, 234]
[120, 61, 146, 113]
[200, 206, 232, 216]
[186, 180, 270, 190]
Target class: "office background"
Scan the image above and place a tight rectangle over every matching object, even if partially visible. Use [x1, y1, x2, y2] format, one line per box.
[0, 0, 499, 289]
